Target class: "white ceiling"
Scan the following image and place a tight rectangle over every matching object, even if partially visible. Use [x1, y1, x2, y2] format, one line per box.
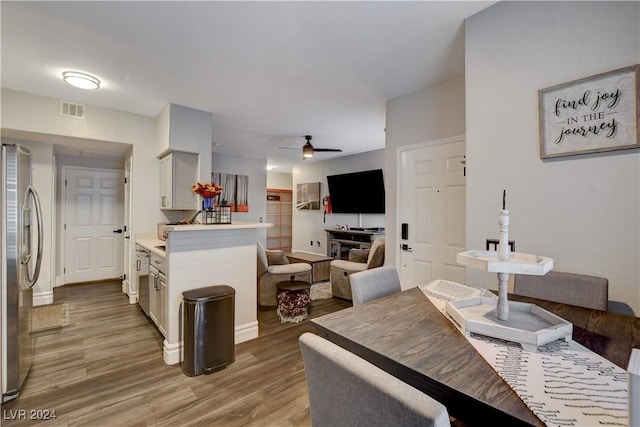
[1, 1, 493, 171]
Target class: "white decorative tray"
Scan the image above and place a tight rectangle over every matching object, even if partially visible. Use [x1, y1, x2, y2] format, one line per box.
[457, 250, 553, 275]
[446, 297, 572, 351]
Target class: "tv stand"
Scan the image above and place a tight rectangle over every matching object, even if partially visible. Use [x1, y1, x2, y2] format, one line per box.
[325, 228, 385, 260]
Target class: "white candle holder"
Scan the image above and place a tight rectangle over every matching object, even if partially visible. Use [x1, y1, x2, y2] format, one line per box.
[456, 192, 553, 321]
[450, 197, 569, 351]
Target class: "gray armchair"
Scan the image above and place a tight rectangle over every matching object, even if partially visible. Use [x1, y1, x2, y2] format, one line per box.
[330, 237, 385, 300]
[257, 240, 311, 306]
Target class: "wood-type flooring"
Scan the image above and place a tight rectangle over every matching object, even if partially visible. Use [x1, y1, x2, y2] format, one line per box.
[1, 280, 351, 426]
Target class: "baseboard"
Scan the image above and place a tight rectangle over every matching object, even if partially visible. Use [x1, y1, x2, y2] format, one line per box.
[163, 340, 182, 365]
[235, 320, 259, 344]
[33, 291, 54, 306]
[128, 292, 137, 305]
[162, 320, 259, 366]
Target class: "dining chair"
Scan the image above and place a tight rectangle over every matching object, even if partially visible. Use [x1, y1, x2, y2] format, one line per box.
[350, 266, 401, 306]
[299, 332, 451, 427]
[513, 270, 608, 311]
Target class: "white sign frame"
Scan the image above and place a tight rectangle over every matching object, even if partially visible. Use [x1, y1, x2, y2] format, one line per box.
[538, 65, 639, 159]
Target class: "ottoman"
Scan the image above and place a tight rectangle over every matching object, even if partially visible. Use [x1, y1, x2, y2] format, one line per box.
[276, 280, 311, 323]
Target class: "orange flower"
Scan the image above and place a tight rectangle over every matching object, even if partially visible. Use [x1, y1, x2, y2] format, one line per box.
[192, 182, 223, 198]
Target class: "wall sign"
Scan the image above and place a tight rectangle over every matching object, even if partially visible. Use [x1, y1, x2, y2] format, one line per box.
[296, 182, 321, 210]
[538, 65, 639, 159]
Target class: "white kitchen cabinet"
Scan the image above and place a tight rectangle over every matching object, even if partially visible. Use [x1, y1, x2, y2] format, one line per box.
[149, 252, 167, 337]
[158, 272, 167, 337]
[149, 268, 158, 324]
[159, 151, 198, 210]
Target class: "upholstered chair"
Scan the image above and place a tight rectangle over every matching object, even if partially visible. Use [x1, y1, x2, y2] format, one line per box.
[350, 266, 401, 306]
[513, 270, 608, 311]
[330, 237, 385, 300]
[257, 240, 311, 306]
[299, 332, 451, 427]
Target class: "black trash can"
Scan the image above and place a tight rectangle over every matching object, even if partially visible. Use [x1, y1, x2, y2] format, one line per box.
[182, 285, 235, 376]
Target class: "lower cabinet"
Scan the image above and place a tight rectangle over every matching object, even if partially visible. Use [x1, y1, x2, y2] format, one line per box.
[158, 273, 167, 337]
[149, 252, 167, 337]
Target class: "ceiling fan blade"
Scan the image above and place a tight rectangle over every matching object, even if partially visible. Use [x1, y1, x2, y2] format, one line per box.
[313, 148, 343, 152]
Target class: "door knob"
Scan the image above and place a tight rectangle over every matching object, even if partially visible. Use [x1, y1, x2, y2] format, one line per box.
[113, 229, 123, 233]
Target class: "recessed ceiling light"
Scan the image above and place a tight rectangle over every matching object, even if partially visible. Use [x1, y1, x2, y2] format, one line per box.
[62, 71, 100, 90]
[266, 165, 277, 170]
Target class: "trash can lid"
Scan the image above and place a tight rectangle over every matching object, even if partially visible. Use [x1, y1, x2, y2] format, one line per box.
[183, 285, 236, 302]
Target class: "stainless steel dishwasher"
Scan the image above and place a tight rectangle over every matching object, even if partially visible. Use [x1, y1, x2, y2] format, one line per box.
[135, 245, 150, 317]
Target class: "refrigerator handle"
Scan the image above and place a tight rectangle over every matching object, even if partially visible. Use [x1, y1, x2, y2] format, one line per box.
[25, 185, 43, 288]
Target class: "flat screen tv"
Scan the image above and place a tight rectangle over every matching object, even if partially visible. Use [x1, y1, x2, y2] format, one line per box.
[326, 169, 385, 214]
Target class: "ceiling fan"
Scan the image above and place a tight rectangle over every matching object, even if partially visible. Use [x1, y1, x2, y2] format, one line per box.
[280, 135, 343, 159]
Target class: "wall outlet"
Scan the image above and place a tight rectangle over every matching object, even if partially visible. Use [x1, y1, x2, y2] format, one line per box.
[316, 241, 321, 247]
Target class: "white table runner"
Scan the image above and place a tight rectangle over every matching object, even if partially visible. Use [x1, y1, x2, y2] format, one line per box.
[419, 280, 629, 427]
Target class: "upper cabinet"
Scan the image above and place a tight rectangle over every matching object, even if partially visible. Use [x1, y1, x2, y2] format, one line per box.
[156, 102, 213, 185]
[159, 151, 198, 210]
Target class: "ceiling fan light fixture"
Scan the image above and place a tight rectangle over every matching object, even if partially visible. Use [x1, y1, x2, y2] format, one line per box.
[302, 142, 314, 159]
[62, 71, 100, 90]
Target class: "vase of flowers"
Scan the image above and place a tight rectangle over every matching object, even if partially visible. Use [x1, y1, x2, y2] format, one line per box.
[192, 182, 224, 224]
[192, 182, 223, 211]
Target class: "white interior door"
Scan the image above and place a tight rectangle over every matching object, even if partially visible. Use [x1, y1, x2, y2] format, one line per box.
[64, 167, 124, 284]
[399, 138, 466, 286]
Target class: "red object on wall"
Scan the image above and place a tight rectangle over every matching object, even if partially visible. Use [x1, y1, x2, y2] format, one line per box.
[323, 196, 332, 214]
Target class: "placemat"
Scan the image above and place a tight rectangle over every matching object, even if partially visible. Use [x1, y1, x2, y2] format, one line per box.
[420, 280, 628, 427]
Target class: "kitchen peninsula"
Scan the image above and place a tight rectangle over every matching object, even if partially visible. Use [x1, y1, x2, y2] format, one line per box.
[136, 221, 271, 365]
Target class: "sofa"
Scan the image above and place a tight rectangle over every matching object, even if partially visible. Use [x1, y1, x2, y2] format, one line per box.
[330, 237, 385, 300]
[257, 240, 311, 306]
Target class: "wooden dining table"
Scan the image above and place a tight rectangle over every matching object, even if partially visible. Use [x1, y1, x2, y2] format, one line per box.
[310, 287, 640, 426]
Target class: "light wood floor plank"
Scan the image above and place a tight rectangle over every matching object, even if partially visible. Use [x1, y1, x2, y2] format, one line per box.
[2, 280, 350, 426]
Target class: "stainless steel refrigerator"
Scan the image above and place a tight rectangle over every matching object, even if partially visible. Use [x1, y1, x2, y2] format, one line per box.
[1, 143, 43, 403]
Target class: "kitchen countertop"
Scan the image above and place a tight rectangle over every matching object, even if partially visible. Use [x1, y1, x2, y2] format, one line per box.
[136, 236, 166, 257]
[163, 221, 271, 232]
[135, 221, 270, 256]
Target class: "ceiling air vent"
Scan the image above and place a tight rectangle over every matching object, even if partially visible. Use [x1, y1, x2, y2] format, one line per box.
[60, 101, 85, 119]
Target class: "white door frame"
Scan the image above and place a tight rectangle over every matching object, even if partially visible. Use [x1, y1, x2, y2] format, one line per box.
[123, 154, 135, 302]
[61, 165, 125, 284]
[395, 135, 466, 278]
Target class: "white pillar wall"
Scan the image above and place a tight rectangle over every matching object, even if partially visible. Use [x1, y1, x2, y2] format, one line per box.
[465, 1, 640, 314]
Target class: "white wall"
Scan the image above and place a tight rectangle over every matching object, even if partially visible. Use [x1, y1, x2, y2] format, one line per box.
[159, 103, 213, 184]
[385, 77, 466, 266]
[211, 151, 268, 243]
[465, 1, 639, 314]
[267, 171, 292, 190]
[1, 89, 164, 299]
[292, 150, 385, 255]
